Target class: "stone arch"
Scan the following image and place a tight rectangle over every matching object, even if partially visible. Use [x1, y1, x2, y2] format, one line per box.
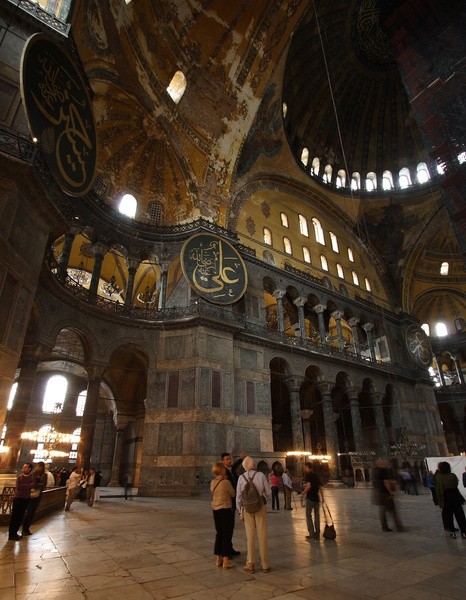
[299, 365, 325, 455]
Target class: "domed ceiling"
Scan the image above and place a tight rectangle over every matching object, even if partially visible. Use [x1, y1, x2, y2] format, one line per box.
[283, 0, 428, 184]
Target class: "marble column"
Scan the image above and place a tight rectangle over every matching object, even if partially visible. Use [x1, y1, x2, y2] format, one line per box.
[348, 388, 364, 453]
[273, 289, 286, 333]
[331, 310, 345, 350]
[300, 409, 313, 451]
[348, 317, 361, 356]
[313, 304, 328, 345]
[88, 243, 107, 302]
[158, 263, 170, 310]
[294, 297, 307, 339]
[435, 355, 446, 386]
[285, 376, 304, 451]
[362, 322, 376, 361]
[124, 258, 140, 308]
[57, 228, 78, 281]
[452, 354, 465, 385]
[318, 381, 340, 481]
[370, 390, 389, 457]
[78, 364, 105, 469]
[2, 355, 40, 471]
[110, 426, 127, 486]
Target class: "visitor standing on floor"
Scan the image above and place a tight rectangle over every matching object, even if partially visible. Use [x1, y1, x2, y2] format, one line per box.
[372, 457, 405, 532]
[210, 462, 236, 570]
[282, 469, 293, 510]
[269, 469, 280, 510]
[22, 461, 47, 536]
[221, 452, 241, 556]
[435, 461, 466, 539]
[303, 462, 324, 540]
[8, 463, 33, 541]
[236, 456, 271, 574]
[65, 466, 81, 511]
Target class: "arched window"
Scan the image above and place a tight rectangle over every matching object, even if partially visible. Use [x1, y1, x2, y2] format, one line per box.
[118, 193, 137, 218]
[69, 427, 81, 461]
[352, 271, 359, 286]
[351, 172, 360, 190]
[299, 214, 309, 237]
[166, 70, 186, 104]
[76, 391, 87, 417]
[42, 375, 67, 413]
[320, 255, 328, 271]
[323, 164, 332, 184]
[365, 172, 377, 191]
[336, 263, 344, 279]
[280, 212, 289, 227]
[364, 277, 371, 292]
[417, 162, 430, 184]
[336, 169, 346, 188]
[282, 102, 287, 118]
[7, 382, 17, 410]
[263, 227, 272, 246]
[312, 218, 325, 245]
[283, 237, 292, 255]
[311, 157, 320, 176]
[302, 247, 311, 263]
[435, 322, 448, 337]
[382, 170, 394, 190]
[399, 167, 412, 189]
[421, 323, 430, 336]
[301, 148, 309, 166]
[347, 247, 354, 262]
[437, 162, 445, 175]
[329, 232, 339, 253]
[440, 261, 449, 275]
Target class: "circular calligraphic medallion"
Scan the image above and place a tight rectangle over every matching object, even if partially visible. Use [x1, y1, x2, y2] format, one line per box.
[20, 34, 97, 196]
[181, 234, 248, 305]
[404, 324, 433, 368]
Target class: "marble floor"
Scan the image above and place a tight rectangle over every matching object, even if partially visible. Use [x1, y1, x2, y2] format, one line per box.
[1, 487, 465, 600]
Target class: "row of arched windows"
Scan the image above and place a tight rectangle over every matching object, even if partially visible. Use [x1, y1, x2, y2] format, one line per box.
[118, 194, 164, 224]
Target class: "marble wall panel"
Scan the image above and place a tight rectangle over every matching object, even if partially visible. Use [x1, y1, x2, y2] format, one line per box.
[206, 334, 230, 362]
[199, 367, 210, 407]
[179, 368, 196, 408]
[195, 421, 228, 456]
[146, 371, 166, 409]
[235, 426, 261, 454]
[165, 334, 188, 360]
[240, 347, 258, 371]
[157, 422, 183, 455]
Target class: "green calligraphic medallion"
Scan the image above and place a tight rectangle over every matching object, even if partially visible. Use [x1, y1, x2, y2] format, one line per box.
[404, 324, 432, 368]
[20, 34, 97, 196]
[181, 234, 248, 304]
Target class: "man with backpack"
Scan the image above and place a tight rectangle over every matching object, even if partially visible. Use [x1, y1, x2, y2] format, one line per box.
[236, 456, 271, 574]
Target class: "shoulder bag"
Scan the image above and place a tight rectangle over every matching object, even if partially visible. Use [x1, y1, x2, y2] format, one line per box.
[322, 502, 337, 540]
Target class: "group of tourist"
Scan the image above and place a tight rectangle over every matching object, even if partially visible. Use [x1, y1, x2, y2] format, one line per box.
[7, 462, 102, 540]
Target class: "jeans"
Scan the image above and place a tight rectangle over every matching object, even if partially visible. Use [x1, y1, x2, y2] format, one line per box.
[306, 499, 320, 538]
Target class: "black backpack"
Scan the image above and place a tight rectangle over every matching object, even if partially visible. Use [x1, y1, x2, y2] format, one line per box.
[241, 472, 264, 513]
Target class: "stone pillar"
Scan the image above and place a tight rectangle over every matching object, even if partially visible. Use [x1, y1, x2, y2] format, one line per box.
[2, 356, 40, 471]
[57, 228, 77, 281]
[124, 258, 140, 308]
[313, 304, 328, 345]
[318, 381, 340, 481]
[273, 289, 286, 333]
[285, 376, 304, 450]
[452, 354, 465, 385]
[348, 388, 364, 453]
[435, 355, 446, 386]
[294, 297, 307, 339]
[88, 243, 107, 301]
[331, 310, 345, 350]
[78, 364, 105, 469]
[370, 390, 389, 457]
[158, 263, 170, 310]
[362, 322, 376, 361]
[109, 427, 126, 486]
[348, 317, 361, 356]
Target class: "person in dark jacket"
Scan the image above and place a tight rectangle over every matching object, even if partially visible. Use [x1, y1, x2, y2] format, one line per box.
[436, 461, 466, 539]
[8, 462, 33, 540]
[22, 461, 47, 535]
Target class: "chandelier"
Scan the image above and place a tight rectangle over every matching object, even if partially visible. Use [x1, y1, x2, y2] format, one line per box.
[136, 285, 157, 306]
[68, 262, 91, 287]
[100, 275, 121, 299]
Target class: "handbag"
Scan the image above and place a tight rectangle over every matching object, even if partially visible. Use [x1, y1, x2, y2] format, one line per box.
[30, 488, 40, 498]
[322, 502, 336, 540]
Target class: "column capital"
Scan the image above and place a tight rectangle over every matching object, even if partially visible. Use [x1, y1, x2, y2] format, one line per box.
[294, 297, 307, 308]
[284, 375, 304, 392]
[127, 257, 140, 271]
[85, 363, 106, 382]
[362, 322, 374, 332]
[331, 310, 344, 319]
[317, 380, 333, 395]
[91, 242, 108, 256]
[273, 289, 286, 300]
[313, 303, 326, 314]
[348, 317, 360, 327]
